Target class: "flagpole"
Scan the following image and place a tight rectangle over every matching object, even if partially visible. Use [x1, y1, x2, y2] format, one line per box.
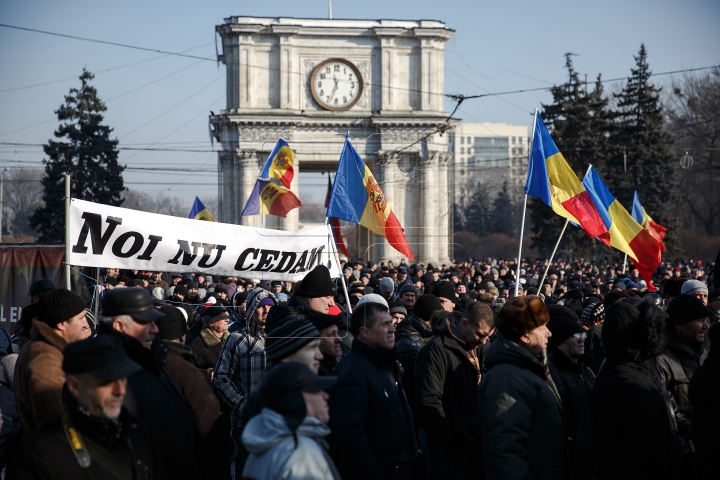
[538, 218, 570, 289]
[514, 108, 538, 298]
[622, 254, 627, 274]
[65, 173, 71, 290]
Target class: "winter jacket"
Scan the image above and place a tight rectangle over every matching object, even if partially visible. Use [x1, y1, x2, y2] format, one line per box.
[395, 314, 433, 415]
[241, 408, 340, 480]
[584, 323, 604, 375]
[6, 390, 163, 480]
[689, 342, 720, 479]
[415, 316, 482, 452]
[547, 350, 595, 478]
[14, 320, 68, 436]
[97, 323, 196, 480]
[188, 326, 228, 373]
[0, 354, 19, 467]
[591, 356, 682, 479]
[164, 341, 235, 479]
[478, 336, 568, 480]
[329, 339, 417, 480]
[213, 321, 266, 430]
[657, 328, 706, 420]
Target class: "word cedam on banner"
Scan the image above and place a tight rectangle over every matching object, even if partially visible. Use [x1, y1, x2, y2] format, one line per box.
[69, 199, 342, 282]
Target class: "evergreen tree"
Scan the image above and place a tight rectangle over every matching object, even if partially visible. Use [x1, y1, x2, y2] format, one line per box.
[606, 44, 680, 260]
[454, 178, 493, 237]
[490, 181, 519, 237]
[30, 69, 125, 242]
[528, 54, 615, 260]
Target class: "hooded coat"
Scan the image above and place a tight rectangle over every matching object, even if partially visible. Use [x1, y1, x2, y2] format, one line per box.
[590, 302, 682, 479]
[478, 336, 567, 480]
[656, 328, 707, 420]
[97, 323, 196, 480]
[414, 315, 482, 452]
[241, 408, 340, 480]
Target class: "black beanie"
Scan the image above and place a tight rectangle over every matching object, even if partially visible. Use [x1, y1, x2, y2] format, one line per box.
[295, 265, 338, 298]
[667, 294, 709, 327]
[431, 282, 457, 303]
[38, 289, 86, 327]
[414, 294, 443, 322]
[173, 285, 188, 298]
[156, 306, 188, 341]
[265, 317, 320, 364]
[547, 314, 583, 350]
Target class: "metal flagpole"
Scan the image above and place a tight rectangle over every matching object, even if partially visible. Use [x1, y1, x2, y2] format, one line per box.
[538, 218, 570, 289]
[65, 174, 71, 289]
[622, 254, 627, 274]
[514, 108, 538, 298]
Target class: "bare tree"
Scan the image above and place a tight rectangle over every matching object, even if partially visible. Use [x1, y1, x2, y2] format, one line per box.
[121, 190, 210, 218]
[666, 68, 720, 236]
[1, 168, 44, 239]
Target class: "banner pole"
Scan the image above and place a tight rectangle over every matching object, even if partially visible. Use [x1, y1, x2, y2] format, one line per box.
[93, 267, 101, 319]
[340, 272, 352, 315]
[514, 194, 528, 298]
[538, 218, 570, 290]
[622, 253, 627, 274]
[65, 174, 71, 290]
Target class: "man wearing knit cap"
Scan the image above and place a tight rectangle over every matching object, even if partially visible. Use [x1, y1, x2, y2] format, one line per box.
[681, 279, 709, 306]
[398, 284, 417, 314]
[305, 312, 345, 376]
[7, 335, 166, 479]
[293, 265, 338, 314]
[155, 305, 234, 478]
[546, 305, 595, 479]
[432, 281, 460, 312]
[188, 304, 230, 373]
[265, 317, 322, 371]
[658, 294, 709, 442]
[214, 286, 277, 473]
[14, 289, 90, 436]
[388, 301, 407, 327]
[378, 277, 397, 302]
[12, 279, 55, 351]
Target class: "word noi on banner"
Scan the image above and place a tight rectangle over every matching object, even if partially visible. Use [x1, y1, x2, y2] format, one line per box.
[71, 212, 329, 274]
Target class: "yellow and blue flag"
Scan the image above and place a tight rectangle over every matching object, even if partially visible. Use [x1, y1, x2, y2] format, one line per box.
[189, 197, 217, 222]
[327, 135, 412, 260]
[242, 139, 302, 217]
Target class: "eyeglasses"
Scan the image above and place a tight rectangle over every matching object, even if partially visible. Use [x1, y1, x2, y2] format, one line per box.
[572, 332, 587, 341]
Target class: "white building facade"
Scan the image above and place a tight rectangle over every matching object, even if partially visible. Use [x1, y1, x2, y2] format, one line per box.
[210, 17, 456, 264]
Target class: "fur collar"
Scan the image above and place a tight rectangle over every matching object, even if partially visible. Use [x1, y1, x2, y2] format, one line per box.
[200, 326, 229, 347]
[30, 319, 68, 351]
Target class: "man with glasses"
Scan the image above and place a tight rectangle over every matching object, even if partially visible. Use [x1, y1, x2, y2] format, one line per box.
[546, 305, 596, 479]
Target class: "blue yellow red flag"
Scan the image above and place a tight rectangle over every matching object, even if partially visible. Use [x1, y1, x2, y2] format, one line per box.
[327, 135, 413, 260]
[241, 139, 302, 217]
[189, 197, 217, 222]
[632, 191, 667, 253]
[524, 113, 607, 239]
[582, 167, 661, 291]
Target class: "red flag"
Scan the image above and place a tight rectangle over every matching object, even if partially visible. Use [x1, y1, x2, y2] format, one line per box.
[326, 176, 351, 258]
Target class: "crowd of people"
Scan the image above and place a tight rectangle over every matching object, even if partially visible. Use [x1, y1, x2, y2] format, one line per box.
[0, 252, 718, 479]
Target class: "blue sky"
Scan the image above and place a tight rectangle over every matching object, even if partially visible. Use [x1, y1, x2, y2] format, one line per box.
[1, 0, 718, 206]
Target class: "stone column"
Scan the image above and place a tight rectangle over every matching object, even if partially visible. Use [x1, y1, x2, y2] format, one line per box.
[272, 26, 300, 110]
[374, 28, 404, 114]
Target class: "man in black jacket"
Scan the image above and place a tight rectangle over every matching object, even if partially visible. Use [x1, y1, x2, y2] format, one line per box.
[329, 301, 417, 480]
[547, 305, 596, 479]
[97, 288, 197, 480]
[7, 334, 163, 479]
[415, 301, 494, 479]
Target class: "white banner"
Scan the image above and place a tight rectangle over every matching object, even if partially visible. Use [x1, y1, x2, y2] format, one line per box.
[69, 199, 342, 282]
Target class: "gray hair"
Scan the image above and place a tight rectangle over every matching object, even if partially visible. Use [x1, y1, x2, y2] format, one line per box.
[97, 314, 134, 330]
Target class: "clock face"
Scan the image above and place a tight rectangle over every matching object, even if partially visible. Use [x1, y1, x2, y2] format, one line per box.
[310, 59, 363, 111]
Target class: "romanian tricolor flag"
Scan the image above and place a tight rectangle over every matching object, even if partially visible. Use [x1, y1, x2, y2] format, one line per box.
[327, 135, 413, 260]
[582, 167, 661, 291]
[524, 113, 607, 238]
[189, 197, 217, 222]
[325, 175, 351, 258]
[632, 192, 667, 253]
[241, 139, 302, 218]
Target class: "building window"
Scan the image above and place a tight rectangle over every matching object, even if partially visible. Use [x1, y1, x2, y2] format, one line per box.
[461, 147, 465, 154]
[512, 136, 516, 145]
[460, 137, 464, 145]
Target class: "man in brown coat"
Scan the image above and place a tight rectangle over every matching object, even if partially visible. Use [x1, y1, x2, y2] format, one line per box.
[188, 305, 230, 374]
[14, 289, 90, 436]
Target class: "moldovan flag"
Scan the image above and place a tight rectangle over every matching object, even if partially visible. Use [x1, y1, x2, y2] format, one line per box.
[524, 113, 607, 238]
[326, 175, 351, 258]
[241, 139, 302, 217]
[189, 197, 217, 221]
[582, 167, 661, 291]
[327, 135, 413, 261]
[632, 191, 667, 253]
